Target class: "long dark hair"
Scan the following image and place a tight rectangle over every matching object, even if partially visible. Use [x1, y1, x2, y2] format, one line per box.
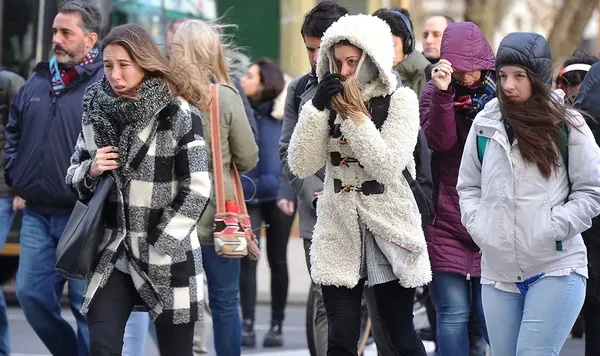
[254, 57, 285, 102]
[499, 71, 579, 179]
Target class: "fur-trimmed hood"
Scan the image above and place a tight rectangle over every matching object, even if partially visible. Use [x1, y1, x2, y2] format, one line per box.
[316, 14, 398, 99]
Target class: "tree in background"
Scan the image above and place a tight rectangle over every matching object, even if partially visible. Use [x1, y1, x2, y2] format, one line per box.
[464, 0, 511, 42]
[463, 0, 599, 69]
[546, 0, 598, 67]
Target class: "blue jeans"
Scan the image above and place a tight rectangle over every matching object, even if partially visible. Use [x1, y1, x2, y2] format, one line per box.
[0, 197, 15, 356]
[482, 273, 586, 356]
[122, 312, 150, 356]
[201, 245, 241, 356]
[16, 208, 89, 356]
[430, 272, 488, 356]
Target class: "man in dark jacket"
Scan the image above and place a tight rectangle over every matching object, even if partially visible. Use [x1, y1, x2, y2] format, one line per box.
[0, 68, 24, 356]
[574, 61, 600, 356]
[3, 2, 103, 354]
[278, 2, 348, 355]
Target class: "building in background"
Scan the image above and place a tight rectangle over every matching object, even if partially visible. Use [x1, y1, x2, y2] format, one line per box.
[0, 0, 216, 80]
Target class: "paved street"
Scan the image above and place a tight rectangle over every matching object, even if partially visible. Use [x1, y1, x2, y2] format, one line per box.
[3, 304, 586, 355]
[1, 237, 588, 355]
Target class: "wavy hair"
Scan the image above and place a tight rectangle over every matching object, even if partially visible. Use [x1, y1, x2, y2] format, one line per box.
[102, 23, 210, 109]
[170, 19, 239, 87]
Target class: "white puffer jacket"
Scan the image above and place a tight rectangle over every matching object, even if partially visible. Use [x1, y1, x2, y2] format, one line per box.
[457, 93, 600, 283]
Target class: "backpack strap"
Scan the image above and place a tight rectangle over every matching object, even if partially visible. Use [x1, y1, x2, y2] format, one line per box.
[560, 121, 569, 169]
[293, 73, 312, 114]
[476, 135, 488, 164]
[477, 122, 569, 165]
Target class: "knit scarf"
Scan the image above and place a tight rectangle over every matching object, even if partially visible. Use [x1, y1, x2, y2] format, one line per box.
[82, 76, 173, 164]
[49, 47, 99, 95]
[453, 70, 496, 125]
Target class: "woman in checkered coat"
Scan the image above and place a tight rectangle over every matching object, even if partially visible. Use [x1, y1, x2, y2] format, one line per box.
[65, 24, 212, 355]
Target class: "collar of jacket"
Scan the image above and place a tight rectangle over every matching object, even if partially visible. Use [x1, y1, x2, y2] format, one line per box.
[393, 51, 430, 83]
[250, 99, 274, 118]
[34, 45, 104, 82]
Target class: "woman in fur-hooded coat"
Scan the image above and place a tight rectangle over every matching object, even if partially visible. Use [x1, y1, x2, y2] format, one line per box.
[288, 14, 430, 355]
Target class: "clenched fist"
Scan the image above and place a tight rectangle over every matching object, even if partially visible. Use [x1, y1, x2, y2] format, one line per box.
[432, 59, 454, 91]
[89, 146, 120, 178]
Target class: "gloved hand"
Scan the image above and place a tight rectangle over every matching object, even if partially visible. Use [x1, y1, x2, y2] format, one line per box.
[312, 73, 343, 111]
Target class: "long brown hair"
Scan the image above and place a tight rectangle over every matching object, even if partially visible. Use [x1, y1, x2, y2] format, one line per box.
[330, 75, 370, 118]
[102, 24, 210, 109]
[498, 71, 579, 179]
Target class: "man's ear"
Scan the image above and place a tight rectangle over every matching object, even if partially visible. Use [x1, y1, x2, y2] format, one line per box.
[86, 32, 99, 50]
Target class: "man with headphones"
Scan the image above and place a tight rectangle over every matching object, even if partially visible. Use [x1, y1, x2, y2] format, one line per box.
[374, 8, 430, 98]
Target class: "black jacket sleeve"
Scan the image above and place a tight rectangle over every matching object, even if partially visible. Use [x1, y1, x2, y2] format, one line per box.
[415, 128, 433, 202]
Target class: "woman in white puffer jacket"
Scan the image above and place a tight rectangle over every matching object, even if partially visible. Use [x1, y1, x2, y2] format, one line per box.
[457, 32, 600, 356]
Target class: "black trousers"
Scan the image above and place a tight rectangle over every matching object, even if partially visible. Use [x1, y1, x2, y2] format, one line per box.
[322, 279, 427, 356]
[240, 201, 295, 323]
[87, 269, 194, 356]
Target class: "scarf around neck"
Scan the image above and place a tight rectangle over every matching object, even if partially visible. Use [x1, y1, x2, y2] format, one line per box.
[50, 47, 99, 95]
[84, 76, 173, 154]
[453, 70, 496, 125]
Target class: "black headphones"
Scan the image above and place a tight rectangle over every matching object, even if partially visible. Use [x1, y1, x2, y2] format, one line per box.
[389, 10, 415, 53]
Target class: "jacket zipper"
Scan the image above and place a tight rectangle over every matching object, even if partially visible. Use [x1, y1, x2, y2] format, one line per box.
[509, 145, 522, 274]
[35, 78, 82, 191]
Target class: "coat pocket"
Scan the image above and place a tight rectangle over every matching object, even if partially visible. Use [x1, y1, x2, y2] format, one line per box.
[533, 206, 554, 251]
[466, 205, 486, 246]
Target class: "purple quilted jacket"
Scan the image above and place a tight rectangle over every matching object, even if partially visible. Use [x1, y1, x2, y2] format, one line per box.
[419, 22, 495, 278]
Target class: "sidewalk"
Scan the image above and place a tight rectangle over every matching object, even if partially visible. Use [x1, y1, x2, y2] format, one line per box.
[256, 236, 311, 306]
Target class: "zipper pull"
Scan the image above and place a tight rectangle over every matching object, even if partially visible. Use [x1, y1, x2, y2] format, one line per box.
[466, 273, 471, 281]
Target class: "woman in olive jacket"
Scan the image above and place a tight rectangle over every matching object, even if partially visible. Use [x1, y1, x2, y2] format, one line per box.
[170, 19, 259, 356]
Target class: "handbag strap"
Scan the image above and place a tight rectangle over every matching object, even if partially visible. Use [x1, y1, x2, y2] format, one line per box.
[209, 84, 248, 214]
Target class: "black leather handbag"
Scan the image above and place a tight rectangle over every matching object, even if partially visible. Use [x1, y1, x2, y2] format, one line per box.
[55, 175, 114, 280]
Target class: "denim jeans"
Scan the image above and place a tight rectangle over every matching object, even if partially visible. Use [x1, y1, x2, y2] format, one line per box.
[201, 245, 241, 356]
[0, 197, 15, 356]
[482, 273, 585, 356]
[122, 312, 150, 356]
[16, 208, 89, 356]
[430, 272, 488, 356]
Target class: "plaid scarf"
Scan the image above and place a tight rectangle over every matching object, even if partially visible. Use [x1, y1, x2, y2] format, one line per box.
[49, 47, 99, 95]
[453, 70, 496, 125]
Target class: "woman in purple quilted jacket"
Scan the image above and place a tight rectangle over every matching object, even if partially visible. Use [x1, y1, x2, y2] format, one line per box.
[419, 22, 494, 355]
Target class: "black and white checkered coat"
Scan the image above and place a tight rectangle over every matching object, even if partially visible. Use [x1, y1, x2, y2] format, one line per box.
[66, 77, 211, 324]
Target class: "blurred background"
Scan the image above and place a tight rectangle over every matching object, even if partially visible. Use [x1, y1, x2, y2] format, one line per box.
[1, 0, 600, 80]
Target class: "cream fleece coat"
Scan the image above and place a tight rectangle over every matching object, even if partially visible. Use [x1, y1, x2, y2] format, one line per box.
[288, 14, 431, 289]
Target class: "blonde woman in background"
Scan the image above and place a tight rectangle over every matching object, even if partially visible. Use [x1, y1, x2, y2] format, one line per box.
[170, 19, 259, 356]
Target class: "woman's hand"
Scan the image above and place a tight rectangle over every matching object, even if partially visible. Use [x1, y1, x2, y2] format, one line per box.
[12, 196, 25, 211]
[277, 199, 295, 216]
[89, 146, 120, 178]
[432, 59, 453, 91]
[312, 73, 344, 111]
